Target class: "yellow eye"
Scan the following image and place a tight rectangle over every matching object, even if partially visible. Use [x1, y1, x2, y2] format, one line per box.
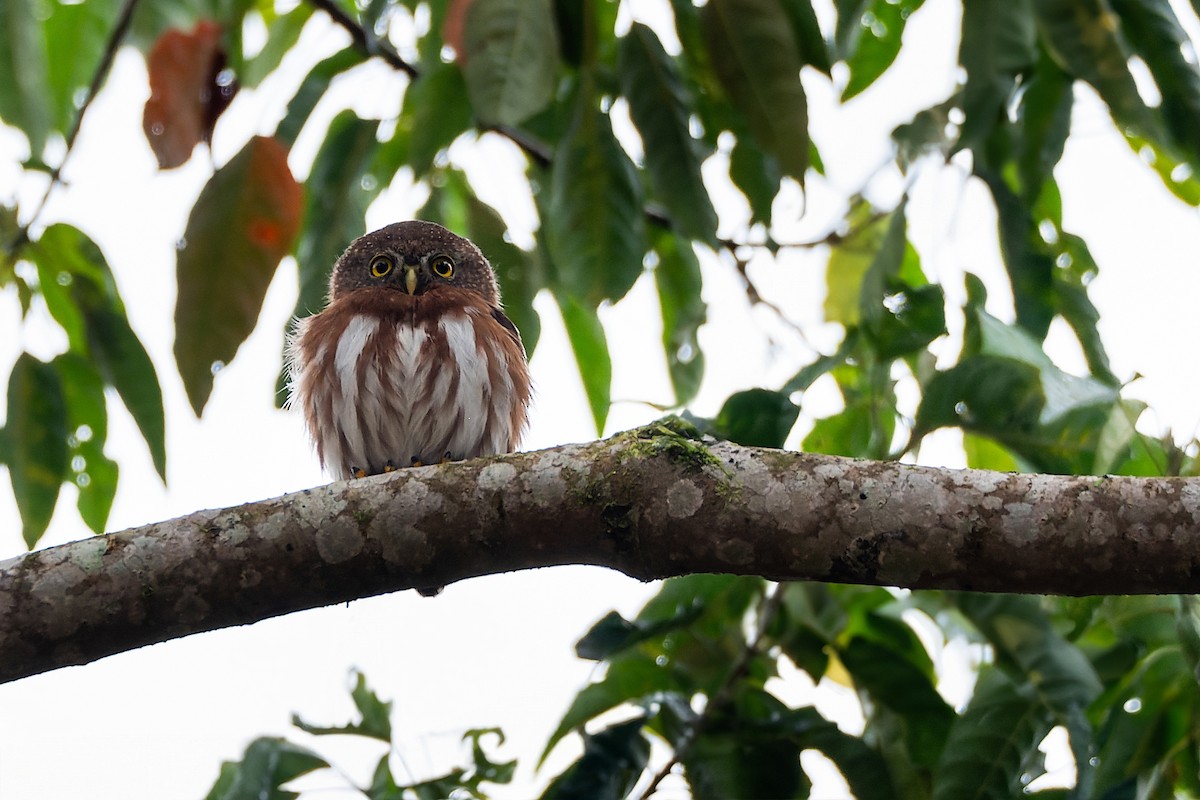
[369, 254, 394, 278]
[430, 255, 455, 279]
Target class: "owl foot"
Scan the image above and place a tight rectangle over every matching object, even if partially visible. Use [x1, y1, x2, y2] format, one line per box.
[418, 585, 443, 597]
[441, 451, 454, 464]
[350, 466, 367, 479]
[410, 456, 424, 467]
[383, 461, 397, 473]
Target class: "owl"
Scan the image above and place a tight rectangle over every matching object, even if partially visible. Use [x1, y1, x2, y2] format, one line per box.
[288, 220, 532, 481]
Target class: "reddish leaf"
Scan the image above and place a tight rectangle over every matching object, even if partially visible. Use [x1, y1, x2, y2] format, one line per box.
[174, 136, 302, 415]
[443, 0, 472, 61]
[142, 21, 239, 169]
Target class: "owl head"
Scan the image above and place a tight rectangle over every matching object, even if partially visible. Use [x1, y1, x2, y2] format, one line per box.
[328, 220, 501, 305]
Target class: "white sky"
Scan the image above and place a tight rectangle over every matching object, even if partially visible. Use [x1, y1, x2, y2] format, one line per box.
[2, 0, 1200, 797]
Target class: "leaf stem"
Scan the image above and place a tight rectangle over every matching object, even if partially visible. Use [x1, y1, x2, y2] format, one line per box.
[8, 0, 141, 255]
[638, 583, 787, 799]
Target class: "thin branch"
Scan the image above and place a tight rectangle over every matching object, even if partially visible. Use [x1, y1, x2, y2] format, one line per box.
[305, 0, 418, 79]
[639, 583, 786, 798]
[8, 0, 140, 254]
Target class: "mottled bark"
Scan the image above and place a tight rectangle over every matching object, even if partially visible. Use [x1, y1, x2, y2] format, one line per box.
[3, 424, 1200, 683]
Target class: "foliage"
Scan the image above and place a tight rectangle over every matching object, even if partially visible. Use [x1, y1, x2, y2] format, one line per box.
[4, 0, 1200, 796]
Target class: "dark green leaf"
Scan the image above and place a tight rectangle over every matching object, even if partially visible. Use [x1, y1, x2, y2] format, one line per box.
[957, 0, 1037, 151]
[713, 388, 798, 448]
[1111, 0, 1200, 168]
[933, 667, 1052, 800]
[396, 60, 474, 178]
[619, 23, 718, 244]
[653, 229, 706, 405]
[556, 292, 611, 435]
[1055, 231, 1116, 384]
[464, 727, 517, 785]
[975, 168, 1055, 339]
[83, 306, 167, 481]
[780, 0, 832, 74]
[53, 352, 115, 534]
[540, 655, 676, 766]
[541, 718, 650, 800]
[1012, 49, 1074, 201]
[278, 111, 380, 404]
[175, 135, 302, 415]
[544, 104, 646, 305]
[841, 637, 954, 767]
[915, 355, 1044, 438]
[729, 133, 782, 224]
[0, 0, 51, 155]
[461, 182, 543, 354]
[464, 0, 559, 127]
[293, 671, 392, 742]
[702, 0, 809, 183]
[575, 602, 704, 662]
[5, 353, 68, 548]
[240, 6, 313, 88]
[803, 402, 877, 458]
[204, 737, 328, 800]
[842, 0, 926, 101]
[31, 225, 167, 480]
[274, 48, 363, 148]
[1034, 0, 1159, 136]
[781, 330, 859, 394]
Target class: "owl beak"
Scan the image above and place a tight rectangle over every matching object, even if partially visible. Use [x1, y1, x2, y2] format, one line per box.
[402, 265, 418, 295]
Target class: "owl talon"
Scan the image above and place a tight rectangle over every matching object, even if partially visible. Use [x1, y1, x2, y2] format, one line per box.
[383, 461, 396, 473]
[441, 451, 453, 464]
[351, 466, 367, 479]
[410, 456, 424, 467]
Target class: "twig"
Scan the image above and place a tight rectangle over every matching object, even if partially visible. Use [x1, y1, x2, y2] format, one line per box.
[638, 583, 787, 799]
[7, 0, 140, 254]
[305, 0, 418, 79]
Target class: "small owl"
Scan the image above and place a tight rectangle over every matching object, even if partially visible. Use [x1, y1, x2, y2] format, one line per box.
[288, 220, 532, 480]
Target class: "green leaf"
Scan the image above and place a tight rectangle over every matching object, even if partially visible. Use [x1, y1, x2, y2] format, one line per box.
[702, 0, 809, 183]
[175, 135, 302, 415]
[459, 180, 543, 355]
[957, 0, 1037, 151]
[1055, 231, 1116, 384]
[544, 104, 646, 306]
[575, 604, 704, 662]
[804, 400, 892, 458]
[781, 0, 832, 74]
[556, 293, 611, 435]
[292, 671, 392, 742]
[5, 353, 68, 548]
[1111, 0, 1200, 165]
[53, 352, 116, 534]
[279, 111, 380, 404]
[653, 229, 706, 405]
[42, 0, 117, 134]
[0, 0, 51, 155]
[540, 718, 650, 800]
[729, 133, 782, 224]
[618, 23, 718, 244]
[274, 48, 363, 149]
[842, 0, 926, 101]
[933, 667, 1052, 800]
[240, 5, 313, 88]
[781, 330, 859, 394]
[463, 0, 559, 127]
[955, 593, 1102, 775]
[962, 432, 1022, 472]
[713, 388, 798, 448]
[824, 199, 891, 326]
[1033, 0, 1158, 136]
[1124, 132, 1200, 205]
[204, 737, 328, 800]
[540, 658, 669, 766]
[975, 168, 1055, 339]
[1012, 49, 1074, 201]
[395, 60, 474, 178]
[840, 636, 954, 767]
[31, 225, 168, 480]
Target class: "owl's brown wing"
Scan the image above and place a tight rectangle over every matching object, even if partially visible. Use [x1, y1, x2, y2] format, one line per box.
[492, 308, 527, 358]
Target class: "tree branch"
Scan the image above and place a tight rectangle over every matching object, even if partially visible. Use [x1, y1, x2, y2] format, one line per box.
[4, 424, 1200, 684]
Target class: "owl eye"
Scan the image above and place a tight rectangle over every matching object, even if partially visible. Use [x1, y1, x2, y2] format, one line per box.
[430, 255, 455, 279]
[369, 254, 394, 278]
